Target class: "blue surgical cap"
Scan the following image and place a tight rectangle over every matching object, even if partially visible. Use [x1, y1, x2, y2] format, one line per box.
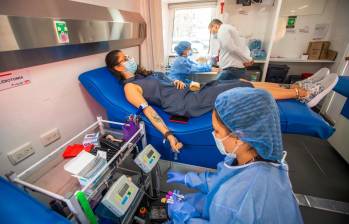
[174, 41, 191, 55]
[214, 87, 283, 161]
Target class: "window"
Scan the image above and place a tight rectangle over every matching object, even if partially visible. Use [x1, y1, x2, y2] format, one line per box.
[171, 6, 216, 55]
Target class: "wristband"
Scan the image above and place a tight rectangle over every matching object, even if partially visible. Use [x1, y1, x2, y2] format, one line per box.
[164, 131, 173, 140]
[135, 102, 149, 115]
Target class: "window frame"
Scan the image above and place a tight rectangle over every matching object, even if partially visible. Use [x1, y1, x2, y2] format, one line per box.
[167, 2, 217, 57]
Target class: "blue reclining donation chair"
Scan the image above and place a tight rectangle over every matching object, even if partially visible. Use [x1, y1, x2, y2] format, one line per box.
[79, 67, 334, 168]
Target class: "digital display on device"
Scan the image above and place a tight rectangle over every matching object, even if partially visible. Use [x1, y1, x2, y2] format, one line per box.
[118, 184, 129, 197]
[147, 150, 154, 158]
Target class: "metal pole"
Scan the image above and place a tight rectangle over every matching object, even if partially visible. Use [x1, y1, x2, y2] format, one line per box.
[66, 195, 89, 224]
[139, 121, 147, 148]
[81, 128, 142, 193]
[97, 116, 105, 135]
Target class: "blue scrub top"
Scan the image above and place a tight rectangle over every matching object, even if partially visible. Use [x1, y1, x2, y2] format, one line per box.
[169, 56, 211, 84]
[170, 157, 304, 224]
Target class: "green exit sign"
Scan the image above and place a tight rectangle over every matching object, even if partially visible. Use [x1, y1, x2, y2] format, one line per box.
[54, 20, 69, 44]
[286, 16, 297, 29]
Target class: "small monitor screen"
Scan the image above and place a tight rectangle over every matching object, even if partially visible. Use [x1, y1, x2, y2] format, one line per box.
[118, 183, 129, 197]
[147, 150, 154, 158]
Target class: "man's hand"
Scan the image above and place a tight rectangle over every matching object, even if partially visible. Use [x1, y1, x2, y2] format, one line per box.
[211, 67, 220, 73]
[243, 60, 254, 67]
[174, 80, 186, 90]
[167, 135, 183, 152]
[189, 81, 201, 92]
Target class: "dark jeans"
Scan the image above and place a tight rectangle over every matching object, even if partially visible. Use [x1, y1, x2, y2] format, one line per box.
[216, 67, 247, 80]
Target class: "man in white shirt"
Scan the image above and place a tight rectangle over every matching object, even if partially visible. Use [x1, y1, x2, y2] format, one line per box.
[209, 19, 254, 80]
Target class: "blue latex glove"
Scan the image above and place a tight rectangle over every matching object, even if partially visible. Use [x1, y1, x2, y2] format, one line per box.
[167, 170, 186, 185]
[168, 190, 200, 224]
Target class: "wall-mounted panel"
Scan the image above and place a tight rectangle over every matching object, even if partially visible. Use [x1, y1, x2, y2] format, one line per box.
[0, 16, 146, 52]
[0, 0, 146, 72]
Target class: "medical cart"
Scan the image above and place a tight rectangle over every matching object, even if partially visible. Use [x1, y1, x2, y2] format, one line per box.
[10, 116, 157, 224]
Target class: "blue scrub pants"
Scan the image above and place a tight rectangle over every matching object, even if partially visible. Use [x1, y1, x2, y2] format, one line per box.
[216, 67, 248, 80]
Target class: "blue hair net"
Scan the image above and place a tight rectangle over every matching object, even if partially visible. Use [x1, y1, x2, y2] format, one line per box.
[214, 87, 283, 161]
[174, 41, 191, 55]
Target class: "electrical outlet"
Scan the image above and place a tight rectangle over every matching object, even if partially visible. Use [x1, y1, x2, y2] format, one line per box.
[40, 128, 61, 146]
[8, 142, 35, 165]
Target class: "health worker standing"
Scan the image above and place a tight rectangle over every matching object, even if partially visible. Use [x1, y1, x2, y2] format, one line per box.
[209, 19, 254, 80]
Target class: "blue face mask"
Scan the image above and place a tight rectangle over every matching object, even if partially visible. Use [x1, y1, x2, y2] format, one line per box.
[123, 57, 138, 74]
[212, 131, 241, 159]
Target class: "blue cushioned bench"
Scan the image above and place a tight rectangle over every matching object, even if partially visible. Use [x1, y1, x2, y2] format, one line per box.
[0, 177, 69, 224]
[79, 67, 334, 168]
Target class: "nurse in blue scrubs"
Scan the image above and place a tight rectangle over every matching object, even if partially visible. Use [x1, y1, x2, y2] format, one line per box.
[166, 87, 304, 224]
[169, 41, 219, 85]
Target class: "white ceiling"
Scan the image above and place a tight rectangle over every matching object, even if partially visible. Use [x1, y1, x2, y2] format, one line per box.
[163, 0, 217, 4]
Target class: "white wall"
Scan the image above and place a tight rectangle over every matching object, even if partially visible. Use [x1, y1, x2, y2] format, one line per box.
[321, 0, 349, 122]
[271, 0, 337, 58]
[221, 2, 274, 47]
[72, 0, 141, 12]
[0, 0, 143, 176]
[328, 0, 349, 74]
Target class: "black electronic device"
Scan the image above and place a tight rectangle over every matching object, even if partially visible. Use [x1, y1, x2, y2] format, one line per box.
[150, 206, 168, 222]
[99, 133, 123, 150]
[169, 115, 189, 124]
[266, 64, 290, 83]
[90, 133, 124, 161]
[237, 0, 252, 6]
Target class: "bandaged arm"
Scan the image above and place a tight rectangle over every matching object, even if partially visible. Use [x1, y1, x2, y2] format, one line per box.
[124, 83, 170, 135]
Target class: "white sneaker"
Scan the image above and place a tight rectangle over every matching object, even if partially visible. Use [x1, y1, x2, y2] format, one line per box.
[301, 73, 338, 108]
[296, 68, 330, 88]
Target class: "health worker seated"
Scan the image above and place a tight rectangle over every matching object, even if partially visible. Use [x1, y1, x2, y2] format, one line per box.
[169, 41, 219, 86]
[105, 50, 336, 152]
[166, 88, 304, 224]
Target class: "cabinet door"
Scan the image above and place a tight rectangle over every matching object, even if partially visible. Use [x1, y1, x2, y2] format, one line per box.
[327, 48, 349, 163]
[322, 45, 349, 123]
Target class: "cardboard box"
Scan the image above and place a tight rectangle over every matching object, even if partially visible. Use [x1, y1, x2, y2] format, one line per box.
[326, 50, 337, 61]
[307, 41, 330, 60]
[320, 42, 330, 59]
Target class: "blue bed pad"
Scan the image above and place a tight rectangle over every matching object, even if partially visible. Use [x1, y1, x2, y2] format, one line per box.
[0, 177, 69, 224]
[79, 67, 334, 168]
